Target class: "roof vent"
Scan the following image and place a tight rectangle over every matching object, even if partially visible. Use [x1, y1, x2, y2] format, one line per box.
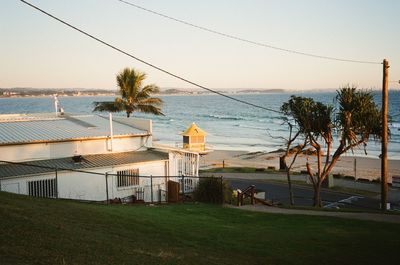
[72, 155, 83, 163]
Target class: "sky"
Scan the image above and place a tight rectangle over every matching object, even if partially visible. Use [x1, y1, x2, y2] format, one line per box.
[1, 0, 399, 91]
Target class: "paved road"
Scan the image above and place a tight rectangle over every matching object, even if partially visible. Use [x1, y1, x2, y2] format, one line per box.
[227, 179, 383, 210]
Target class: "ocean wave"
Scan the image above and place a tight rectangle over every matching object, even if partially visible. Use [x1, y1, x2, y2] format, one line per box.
[392, 122, 400, 128]
[234, 124, 269, 131]
[199, 114, 245, 121]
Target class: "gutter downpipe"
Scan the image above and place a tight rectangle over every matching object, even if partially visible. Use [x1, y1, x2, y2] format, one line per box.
[109, 113, 114, 152]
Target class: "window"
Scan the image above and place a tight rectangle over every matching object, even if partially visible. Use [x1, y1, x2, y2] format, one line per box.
[117, 169, 139, 188]
[28, 178, 57, 198]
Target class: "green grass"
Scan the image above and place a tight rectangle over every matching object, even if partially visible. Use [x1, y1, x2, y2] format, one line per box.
[329, 185, 380, 197]
[1, 191, 399, 265]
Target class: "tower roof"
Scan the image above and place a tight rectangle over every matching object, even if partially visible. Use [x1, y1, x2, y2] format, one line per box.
[181, 123, 207, 136]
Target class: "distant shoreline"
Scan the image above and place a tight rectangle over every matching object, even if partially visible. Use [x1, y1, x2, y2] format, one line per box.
[0, 91, 288, 99]
[2, 88, 397, 99]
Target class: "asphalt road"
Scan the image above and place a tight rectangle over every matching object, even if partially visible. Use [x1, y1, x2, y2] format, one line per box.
[227, 179, 382, 210]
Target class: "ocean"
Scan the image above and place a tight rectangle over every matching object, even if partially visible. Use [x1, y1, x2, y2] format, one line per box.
[1, 91, 399, 159]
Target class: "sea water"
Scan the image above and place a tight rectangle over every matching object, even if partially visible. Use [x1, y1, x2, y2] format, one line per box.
[0, 91, 399, 159]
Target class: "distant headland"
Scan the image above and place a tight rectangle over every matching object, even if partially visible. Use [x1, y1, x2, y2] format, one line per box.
[0, 87, 286, 98]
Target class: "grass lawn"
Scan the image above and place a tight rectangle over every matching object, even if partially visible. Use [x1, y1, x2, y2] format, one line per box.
[1, 191, 399, 265]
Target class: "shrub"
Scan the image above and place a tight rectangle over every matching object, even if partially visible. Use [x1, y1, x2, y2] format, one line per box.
[193, 177, 231, 204]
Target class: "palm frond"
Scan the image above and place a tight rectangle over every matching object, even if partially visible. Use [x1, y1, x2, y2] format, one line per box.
[92, 101, 124, 112]
[136, 84, 160, 100]
[136, 104, 164, 116]
[138, 97, 163, 106]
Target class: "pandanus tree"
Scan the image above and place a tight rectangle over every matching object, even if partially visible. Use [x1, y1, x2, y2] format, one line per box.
[281, 86, 382, 207]
[93, 68, 163, 117]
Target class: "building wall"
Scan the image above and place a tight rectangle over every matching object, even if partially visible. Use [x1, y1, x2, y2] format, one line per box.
[1, 174, 55, 196]
[0, 148, 199, 202]
[0, 135, 151, 162]
[169, 151, 199, 176]
[0, 160, 167, 202]
[107, 161, 167, 202]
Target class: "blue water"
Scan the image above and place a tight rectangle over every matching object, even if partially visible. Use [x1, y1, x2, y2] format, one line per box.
[0, 91, 399, 159]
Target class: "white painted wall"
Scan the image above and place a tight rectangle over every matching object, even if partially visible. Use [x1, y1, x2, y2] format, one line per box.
[0, 148, 199, 203]
[0, 135, 151, 162]
[0, 160, 168, 202]
[58, 169, 107, 201]
[108, 161, 167, 202]
[168, 151, 199, 176]
[1, 174, 55, 195]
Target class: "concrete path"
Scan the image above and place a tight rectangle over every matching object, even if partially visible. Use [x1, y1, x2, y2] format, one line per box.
[227, 204, 400, 224]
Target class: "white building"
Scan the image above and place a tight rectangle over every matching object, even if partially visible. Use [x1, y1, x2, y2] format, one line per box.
[0, 113, 199, 202]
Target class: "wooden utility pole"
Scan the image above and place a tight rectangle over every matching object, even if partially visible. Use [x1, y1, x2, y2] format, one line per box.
[381, 59, 389, 211]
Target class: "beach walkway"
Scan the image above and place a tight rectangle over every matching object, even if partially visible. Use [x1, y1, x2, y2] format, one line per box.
[227, 204, 400, 224]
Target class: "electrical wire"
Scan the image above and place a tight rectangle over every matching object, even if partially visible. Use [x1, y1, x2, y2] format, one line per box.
[116, 0, 382, 65]
[20, 0, 282, 114]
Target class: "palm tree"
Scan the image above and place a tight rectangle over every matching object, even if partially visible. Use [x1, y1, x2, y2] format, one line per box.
[93, 68, 163, 117]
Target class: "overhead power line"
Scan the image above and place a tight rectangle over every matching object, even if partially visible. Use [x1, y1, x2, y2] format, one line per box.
[116, 0, 381, 65]
[19, 0, 282, 114]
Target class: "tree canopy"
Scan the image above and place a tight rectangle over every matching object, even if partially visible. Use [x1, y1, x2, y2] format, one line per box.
[281, 86, 382, 206]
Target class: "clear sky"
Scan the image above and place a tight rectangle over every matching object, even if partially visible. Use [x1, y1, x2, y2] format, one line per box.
[1, 0, 399, 91]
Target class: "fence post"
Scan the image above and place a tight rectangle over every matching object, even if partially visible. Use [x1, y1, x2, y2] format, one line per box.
[220, 176, 223, 204]
[182, 175, 185, 203]
[105, 173, 109, 204]
[150, 175, 153, 204]
[55, 166, 58, 199]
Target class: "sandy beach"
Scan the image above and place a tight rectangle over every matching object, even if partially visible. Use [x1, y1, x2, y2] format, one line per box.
[200, 150, 400, 182]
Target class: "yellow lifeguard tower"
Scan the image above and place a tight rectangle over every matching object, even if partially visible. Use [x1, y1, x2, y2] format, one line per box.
[181, 123, 207, 152]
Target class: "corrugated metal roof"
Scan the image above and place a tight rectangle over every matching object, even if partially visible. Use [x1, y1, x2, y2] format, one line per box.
[0, 149, 168, 178]
[0, 113, 148, 145]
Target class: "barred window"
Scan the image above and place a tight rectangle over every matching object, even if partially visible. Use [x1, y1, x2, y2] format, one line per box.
[28, 178, 57, 198]
[117, 169, 139, 188]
